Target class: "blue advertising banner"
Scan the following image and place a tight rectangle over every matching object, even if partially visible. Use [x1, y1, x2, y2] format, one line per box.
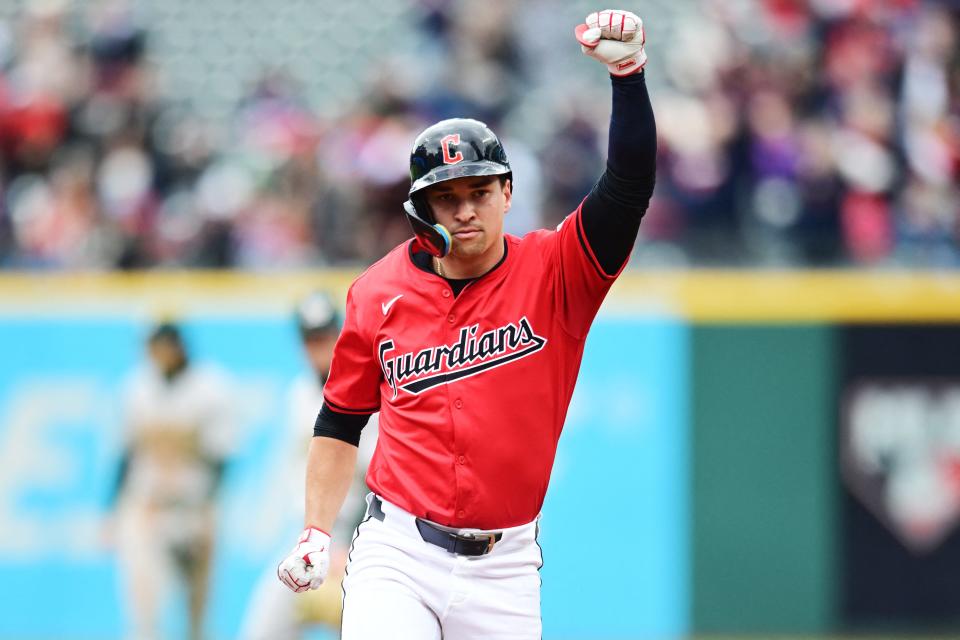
[540, 318, 689, 640]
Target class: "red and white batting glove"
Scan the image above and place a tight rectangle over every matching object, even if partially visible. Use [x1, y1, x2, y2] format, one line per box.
[277, 527, 331, 593]
[575, 9, 647, 77]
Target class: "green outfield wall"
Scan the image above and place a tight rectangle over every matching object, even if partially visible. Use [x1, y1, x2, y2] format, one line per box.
[690, 325, 838, 633]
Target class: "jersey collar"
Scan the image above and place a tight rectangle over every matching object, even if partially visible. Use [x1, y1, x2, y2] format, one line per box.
[407, 237, 510, 284]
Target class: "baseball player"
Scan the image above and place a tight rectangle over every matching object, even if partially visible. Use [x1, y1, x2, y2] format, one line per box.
[240, 292, 378, 639]
[278, 10, 656, 638]
[112, 322, 235, 640]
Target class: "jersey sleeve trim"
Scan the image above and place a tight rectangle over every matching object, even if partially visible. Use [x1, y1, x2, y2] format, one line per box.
[574, 202, 620, 281]
[322, 396, 379, 416]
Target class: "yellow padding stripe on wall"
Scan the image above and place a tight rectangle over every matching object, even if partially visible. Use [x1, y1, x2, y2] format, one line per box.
[610, 271, 960, 322]
[0, 270, 957, 322]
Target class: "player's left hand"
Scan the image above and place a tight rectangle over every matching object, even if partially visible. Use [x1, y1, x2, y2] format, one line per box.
[575, 9, 647, 76]
[277, 526, 331, 593]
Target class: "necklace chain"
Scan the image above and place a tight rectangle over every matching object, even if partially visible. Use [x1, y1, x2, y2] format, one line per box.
[433, 256, 445, 278]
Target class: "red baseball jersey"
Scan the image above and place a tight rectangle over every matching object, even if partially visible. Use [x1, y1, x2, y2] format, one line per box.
[323, 203, 625, 529]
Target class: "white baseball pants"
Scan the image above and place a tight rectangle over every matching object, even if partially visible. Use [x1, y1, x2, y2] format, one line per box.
[340, 494, 543, 639]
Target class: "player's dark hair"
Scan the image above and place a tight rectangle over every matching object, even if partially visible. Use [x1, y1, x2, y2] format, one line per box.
[148, 322, 184, 346]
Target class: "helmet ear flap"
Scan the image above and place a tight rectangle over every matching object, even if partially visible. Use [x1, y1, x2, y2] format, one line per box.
[403, 199, 451, 258]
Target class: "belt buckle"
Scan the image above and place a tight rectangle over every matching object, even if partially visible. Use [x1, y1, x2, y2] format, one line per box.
[460, 531, 497, 554]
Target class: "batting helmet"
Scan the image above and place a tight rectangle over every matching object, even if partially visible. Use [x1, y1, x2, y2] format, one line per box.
[295, 291, 342, 340]
[404, 118, 511, 258]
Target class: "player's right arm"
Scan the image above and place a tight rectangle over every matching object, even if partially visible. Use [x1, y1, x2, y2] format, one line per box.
[278, 283, 381, 593]
[276, 436, 358, 593]
[303, 436, 359, 535]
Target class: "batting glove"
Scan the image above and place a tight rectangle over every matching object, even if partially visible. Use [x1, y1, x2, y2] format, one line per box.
[277, 527, 331, 593]
[575, 9, 647, 77]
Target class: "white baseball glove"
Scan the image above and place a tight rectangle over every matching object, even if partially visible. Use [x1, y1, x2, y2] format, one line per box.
[576, 9, 647, 76]
[277, 527, 331, 593]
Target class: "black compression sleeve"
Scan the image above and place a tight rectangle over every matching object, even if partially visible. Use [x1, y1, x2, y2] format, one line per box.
[606, 71, 657, 178]
[313, 402, 371, 446]
[580, 71, 657, 275]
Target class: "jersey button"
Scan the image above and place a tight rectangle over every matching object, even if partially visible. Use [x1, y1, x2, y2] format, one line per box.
[457, 510, 466, 518]
[442, 290, 451, 298]
[447, 313, 455, 324]
[454, 398, 463, 409]
[457, 455, 466, 465]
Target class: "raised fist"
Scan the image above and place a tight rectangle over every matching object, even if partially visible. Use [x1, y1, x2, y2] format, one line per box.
[576, 9, 647, 76]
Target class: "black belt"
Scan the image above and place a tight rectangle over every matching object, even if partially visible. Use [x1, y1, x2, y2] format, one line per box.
[369, 495, 502, 557]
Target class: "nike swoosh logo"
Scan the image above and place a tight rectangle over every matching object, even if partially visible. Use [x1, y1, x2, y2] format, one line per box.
[381, 294, 403, 316]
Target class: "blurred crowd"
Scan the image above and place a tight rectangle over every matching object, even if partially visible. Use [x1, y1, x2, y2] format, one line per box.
[648, 0, 960, 266]
[0, 0, 957, 270]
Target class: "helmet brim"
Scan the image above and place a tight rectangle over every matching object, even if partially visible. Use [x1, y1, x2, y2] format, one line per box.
[409, 161, 511, 195]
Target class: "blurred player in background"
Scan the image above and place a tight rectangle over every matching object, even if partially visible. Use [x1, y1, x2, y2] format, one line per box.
[110, 322, 235, 640]
[240, 292, 378, 639]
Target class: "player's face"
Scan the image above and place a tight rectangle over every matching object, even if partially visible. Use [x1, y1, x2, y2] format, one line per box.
[424, 176, 511, 262]
[148, 338, 186, 376]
